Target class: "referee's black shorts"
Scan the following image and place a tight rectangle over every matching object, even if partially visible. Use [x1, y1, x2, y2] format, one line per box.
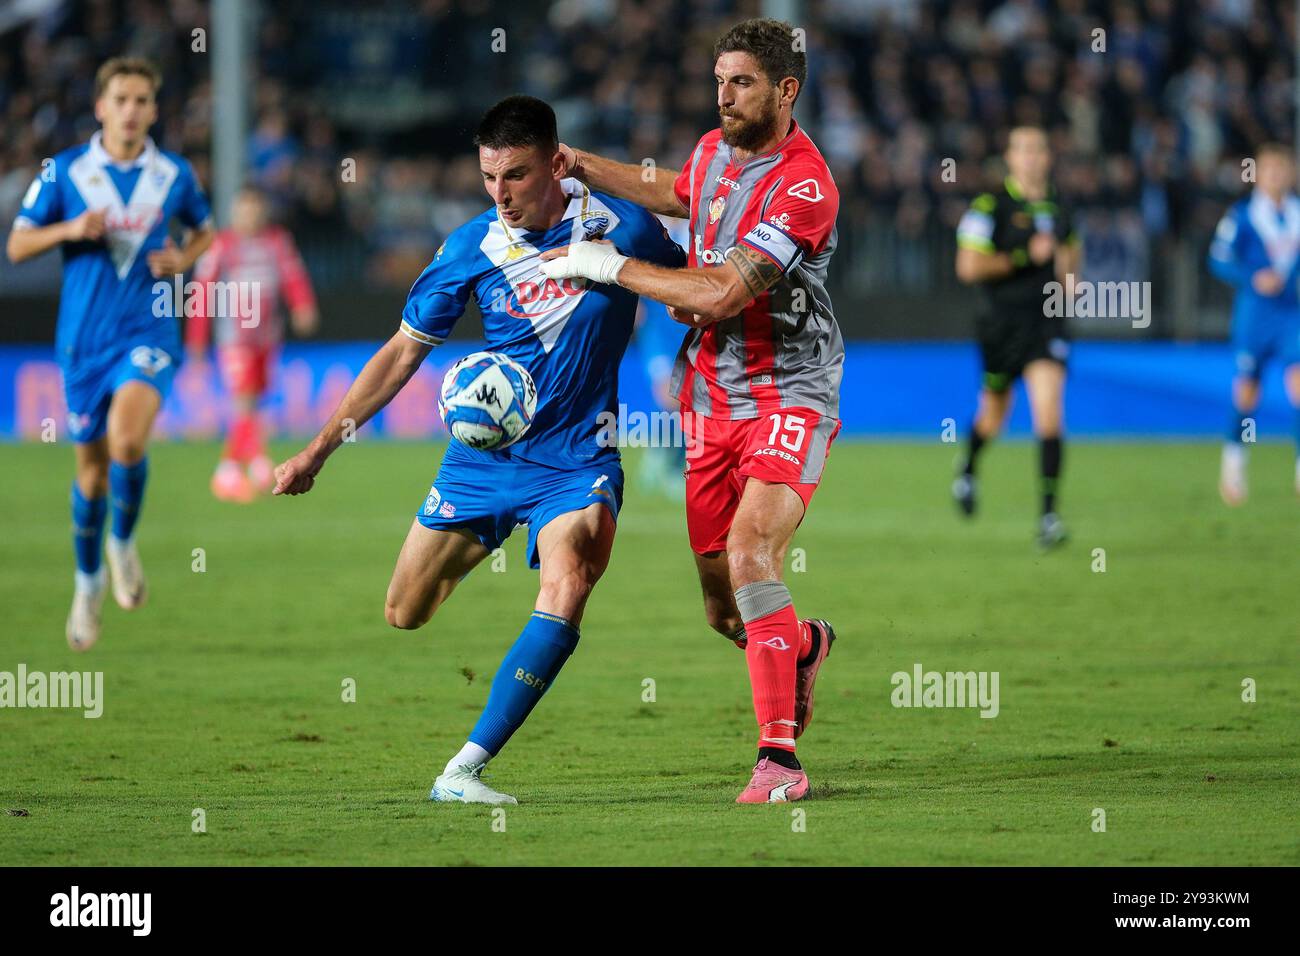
[975, 314, 1070, 393]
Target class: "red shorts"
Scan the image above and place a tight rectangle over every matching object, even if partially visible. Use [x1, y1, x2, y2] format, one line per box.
[218, 344, 276, 397]
[683, 407, 841, 555]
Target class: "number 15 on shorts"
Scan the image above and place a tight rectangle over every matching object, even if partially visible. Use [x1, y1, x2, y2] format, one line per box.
[767, 413, 808, 452]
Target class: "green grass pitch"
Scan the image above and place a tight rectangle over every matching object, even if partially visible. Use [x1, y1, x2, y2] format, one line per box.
[1, 438, 1297, 866]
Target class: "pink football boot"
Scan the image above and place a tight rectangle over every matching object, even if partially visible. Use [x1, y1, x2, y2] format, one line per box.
[794, 619, 835, 738]
[735, 757, 810, 803]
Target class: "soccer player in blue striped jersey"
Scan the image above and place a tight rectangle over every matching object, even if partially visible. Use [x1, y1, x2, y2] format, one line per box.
[6, 58, 214, 650]
[274, 96, 684, 804]
[1208, 143, 1300, 504]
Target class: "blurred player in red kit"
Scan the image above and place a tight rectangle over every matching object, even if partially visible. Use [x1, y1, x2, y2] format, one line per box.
[187, 186, 318, 501]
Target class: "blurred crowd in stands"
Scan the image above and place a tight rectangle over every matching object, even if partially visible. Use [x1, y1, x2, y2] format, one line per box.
[0, 0, 1294, 295]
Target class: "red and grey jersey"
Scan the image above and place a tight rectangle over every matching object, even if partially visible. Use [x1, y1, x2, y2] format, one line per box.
[186, 226, 316, 349]
[669, 119, 842, 420]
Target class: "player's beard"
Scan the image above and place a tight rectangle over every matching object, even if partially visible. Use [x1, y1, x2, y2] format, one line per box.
[719, 95, 781, 152]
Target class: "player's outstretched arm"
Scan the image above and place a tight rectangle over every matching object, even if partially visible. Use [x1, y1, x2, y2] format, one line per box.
[559, 144, 686, 219]
[273, 331, 431, 496]
[539, 240, 781, 326]
[6, 209, 106, 264]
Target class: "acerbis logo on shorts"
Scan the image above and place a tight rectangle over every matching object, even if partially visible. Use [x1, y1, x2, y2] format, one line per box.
[753, 447, 802, 466]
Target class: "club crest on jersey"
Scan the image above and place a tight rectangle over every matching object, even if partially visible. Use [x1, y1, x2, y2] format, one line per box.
[581, 211, 610, 239]
[708, 195, 726, 224]
[786, 178, 823, 203]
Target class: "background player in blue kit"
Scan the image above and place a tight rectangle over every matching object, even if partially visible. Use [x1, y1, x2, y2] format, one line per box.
[6, 57, 213, 651]
[1208, 142, 1300, 505]
[273, 96, 684, 804]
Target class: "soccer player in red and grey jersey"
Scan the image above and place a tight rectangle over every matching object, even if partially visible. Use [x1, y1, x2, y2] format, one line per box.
[541, 18, 842, 802]
[187, 186, 318, 501]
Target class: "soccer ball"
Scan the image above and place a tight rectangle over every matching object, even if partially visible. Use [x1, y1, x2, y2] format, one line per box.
[438, 351, 537, 450]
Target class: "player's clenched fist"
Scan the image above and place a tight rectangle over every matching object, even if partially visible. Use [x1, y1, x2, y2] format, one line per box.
[273, 449, 324, 496]
[147, 237, 187, 278]
[66, 208, 106, 242]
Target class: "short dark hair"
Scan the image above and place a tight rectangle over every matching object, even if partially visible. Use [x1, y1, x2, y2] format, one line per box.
[473, 95, 558, 154]
[712, 18, 806, 101]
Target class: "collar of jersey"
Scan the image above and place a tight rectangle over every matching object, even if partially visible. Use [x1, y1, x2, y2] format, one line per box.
[496, 177, 590, 244]
[89, 131, 158, 172]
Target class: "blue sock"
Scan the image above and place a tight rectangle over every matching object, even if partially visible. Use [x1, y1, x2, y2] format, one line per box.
[71, 483, 108, 575]
[1226, 408, 1248, 445]
[109, 458, 149, 541]
[469, 611, 581, 756]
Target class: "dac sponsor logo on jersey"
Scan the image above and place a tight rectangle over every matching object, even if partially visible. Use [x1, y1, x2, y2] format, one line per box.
[105, 204, 163, 235]
[708, 194, 726, 224]
[786, 178, 823, 203]
[505, 276, 587, 318]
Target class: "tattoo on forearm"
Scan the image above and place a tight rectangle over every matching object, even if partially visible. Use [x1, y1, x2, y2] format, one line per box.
[727, 245, 783, 298]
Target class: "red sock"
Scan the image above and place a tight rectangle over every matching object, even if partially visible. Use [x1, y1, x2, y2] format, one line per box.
[743, 602, 801, 753]
[243, 412, 264, 460]
[230, 413, 261, 462]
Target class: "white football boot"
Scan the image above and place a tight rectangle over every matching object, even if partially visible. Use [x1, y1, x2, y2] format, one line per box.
[430, 763, 518, 805]
[1219, 445, 1247, 507]
[67, 569, 107, 652]
[105, 535, 147, 609]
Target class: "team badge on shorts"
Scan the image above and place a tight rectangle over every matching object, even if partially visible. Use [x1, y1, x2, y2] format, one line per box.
[423, 486, 441, 516]
[129, 345, 172, 378]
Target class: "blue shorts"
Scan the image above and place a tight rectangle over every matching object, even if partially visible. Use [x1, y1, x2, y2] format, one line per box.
[64, 342, 178, 444]
[416, 447, 624, 570]
[1232, 315, 1300, 380]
